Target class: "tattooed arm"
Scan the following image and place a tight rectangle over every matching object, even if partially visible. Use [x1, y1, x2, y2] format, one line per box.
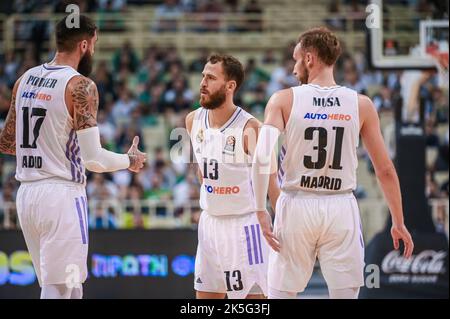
[66, 76, 146, 172]
[67, 76, 98, 130]
[0, 78, 21, 155]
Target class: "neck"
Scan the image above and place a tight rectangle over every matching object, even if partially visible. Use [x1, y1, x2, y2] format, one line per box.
[207, 99, 237, 129]
[48, 51, 79, 71]
[308, 65, 337, 87]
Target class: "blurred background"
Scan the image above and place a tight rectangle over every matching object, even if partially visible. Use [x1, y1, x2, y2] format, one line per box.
[0, 0, 448, 298]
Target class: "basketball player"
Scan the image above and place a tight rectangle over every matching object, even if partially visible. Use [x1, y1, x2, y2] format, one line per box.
[251, 27, 414, 299]
[0, 15, 146, 299]
[185, 54, 280, 299]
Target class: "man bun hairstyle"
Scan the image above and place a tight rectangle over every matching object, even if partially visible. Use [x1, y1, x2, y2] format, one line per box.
[298, 26, 342, 66]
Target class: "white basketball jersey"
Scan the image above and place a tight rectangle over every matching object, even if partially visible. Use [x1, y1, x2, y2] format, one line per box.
[191, 107, 256, 216]
[15, 63, 86, 185]
[279, 84, 359, 194]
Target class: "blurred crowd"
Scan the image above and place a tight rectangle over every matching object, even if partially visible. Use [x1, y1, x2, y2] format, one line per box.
[0, 0, 448, 230]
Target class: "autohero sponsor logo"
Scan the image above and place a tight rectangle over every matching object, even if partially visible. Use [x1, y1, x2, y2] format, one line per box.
[304, 113, 352, 121]
[204, 185, 240, 195]
[21, 91, 52, 101]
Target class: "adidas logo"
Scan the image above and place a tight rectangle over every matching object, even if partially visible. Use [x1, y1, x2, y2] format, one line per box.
[196, 277, 203, 284]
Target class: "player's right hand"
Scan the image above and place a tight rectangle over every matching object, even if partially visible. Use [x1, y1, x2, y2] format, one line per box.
[391, 223, 414, 259]
[257, 210, 280, 252]
[127, 136, 147, 173]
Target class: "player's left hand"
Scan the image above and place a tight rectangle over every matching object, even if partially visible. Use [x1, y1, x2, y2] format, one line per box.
[391, 223, 414, 259]
[256, 210, 280, 252]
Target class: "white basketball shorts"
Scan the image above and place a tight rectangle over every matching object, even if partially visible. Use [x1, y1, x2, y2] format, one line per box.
[16, 179, 89, 287]
[269, 191, 365, 293]
[194, 211, 269, 298]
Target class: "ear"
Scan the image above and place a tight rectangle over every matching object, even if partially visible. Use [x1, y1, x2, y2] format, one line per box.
[80, 40, 88, 54]
[227, 80, 237, 92]
[306, 52, 313, 68]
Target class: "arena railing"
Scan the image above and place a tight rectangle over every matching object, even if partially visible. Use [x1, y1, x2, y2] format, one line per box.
[1, 198, 448, 243]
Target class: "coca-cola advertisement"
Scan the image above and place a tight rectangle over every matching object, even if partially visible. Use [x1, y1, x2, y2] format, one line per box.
[360, 231, 449, 299]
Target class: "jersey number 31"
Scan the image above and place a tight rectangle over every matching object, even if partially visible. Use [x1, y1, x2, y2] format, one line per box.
[304, 126, 344, 170]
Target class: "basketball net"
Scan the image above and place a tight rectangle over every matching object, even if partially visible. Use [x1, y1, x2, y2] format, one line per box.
[431, 51, 449, 90]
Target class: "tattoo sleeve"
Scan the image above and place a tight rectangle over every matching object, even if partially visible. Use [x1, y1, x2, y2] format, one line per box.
[0, 92, 17, 155]
[72, 78, 99, 130]
[128, 154, 137, 169]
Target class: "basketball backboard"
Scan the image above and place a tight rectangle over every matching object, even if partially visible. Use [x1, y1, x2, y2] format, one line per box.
[368, 0, 448, 70]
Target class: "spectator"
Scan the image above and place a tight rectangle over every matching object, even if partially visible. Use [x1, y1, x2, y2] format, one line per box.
[97, 110, 117, 148]
[0, 85, 11, 122]
[173, 168, 200, 216]
[425, 119, 440, 147]
[1, 51, 20, 88]
[98, 0, 127, 11]
[153, 0, 183, 32]
[266, 58, 297, 96]
[164, 78, 194, 112]
[91, 202, 117, 229]
[243, 0, 263, 32]
[112, 41, 140, 74]
[87, 173, 119, 201]
[243, 58, 270, 92]
[146, 173, 172, 216]
[146, 82, 167, 114]
[92, 60, 115, 108]
[195, 0, 224, 32]
[372, 86, 393, 112]
[342, 58, 367, 94]
[0, 181, 18, 229]
[325, 0, 346, 31]
[426, 172, 442, 199]
[261, 49, 277, 65]
[189, 48, 209, 72]
[111, 85, 139, 125]
[248, 87, 268, 117]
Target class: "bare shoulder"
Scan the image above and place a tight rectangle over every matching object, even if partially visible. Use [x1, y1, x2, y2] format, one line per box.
[66, 75, 99, 130]
[244, 117, 262, 132]
[358, 93, 380, 131]
[66, 75, 96, 94]
[358, 93, 373, 107]
[185, 109, 197, 136]
[66, 75, 98, 107]
[243, 117, 262, 155]
[13, 76, 23, 92]
[267, 88, 292, 109]
[264, 88, 293, 131]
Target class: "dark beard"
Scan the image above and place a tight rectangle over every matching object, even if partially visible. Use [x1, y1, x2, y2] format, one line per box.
[78, 51, 93, 77]
[299, 60, 309, 84]
[200, 85, 226, 110]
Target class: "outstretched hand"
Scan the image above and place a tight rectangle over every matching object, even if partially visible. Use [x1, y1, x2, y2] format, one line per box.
[127, 136, 147, 173]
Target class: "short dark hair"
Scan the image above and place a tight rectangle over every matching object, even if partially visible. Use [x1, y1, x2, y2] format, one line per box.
[298, 27, 342, 66]
[56, 14, 97, 52]
[208, 53, 244, 92]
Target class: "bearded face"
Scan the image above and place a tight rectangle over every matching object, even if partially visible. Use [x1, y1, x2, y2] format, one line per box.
[297, 58, 309, 84]
[78, 50, 93, 77]
[200, 83, 227, 110]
